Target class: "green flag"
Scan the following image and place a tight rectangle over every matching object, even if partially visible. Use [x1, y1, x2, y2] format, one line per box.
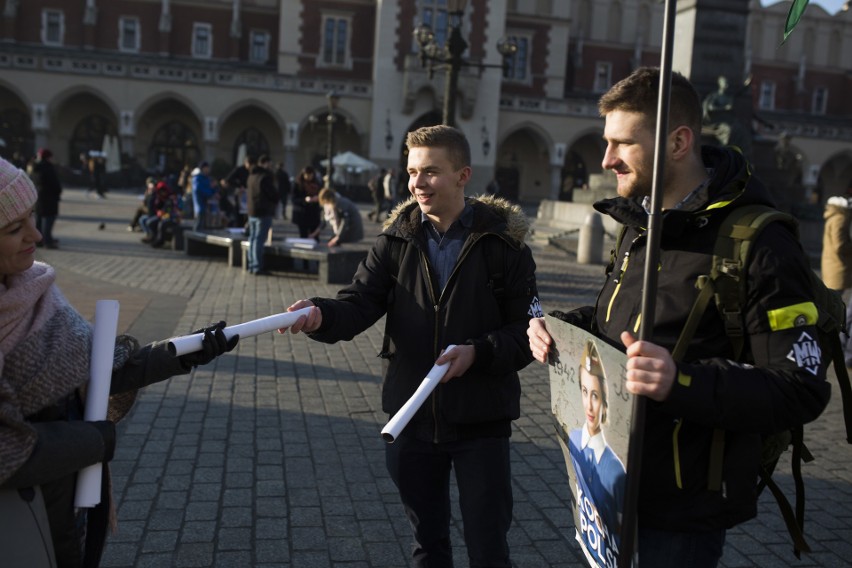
[783, 0, 809, 43]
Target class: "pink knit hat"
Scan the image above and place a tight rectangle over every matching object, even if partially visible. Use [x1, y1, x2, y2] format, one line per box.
[0, 157, 39, 228]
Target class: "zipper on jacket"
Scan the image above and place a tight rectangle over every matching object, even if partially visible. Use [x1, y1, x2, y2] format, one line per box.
[605, 249, 630, 323]
[427, 233, 486, 443]
[672, 419, 684, 489]
[420, 249, 443, 444]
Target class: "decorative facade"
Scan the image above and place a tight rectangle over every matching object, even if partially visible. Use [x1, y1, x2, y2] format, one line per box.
[0, 0, 849, 201]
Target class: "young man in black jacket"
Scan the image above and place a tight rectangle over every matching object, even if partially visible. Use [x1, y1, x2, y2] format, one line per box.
[283, 125, 542, 567]
[528, 67, 830, 567]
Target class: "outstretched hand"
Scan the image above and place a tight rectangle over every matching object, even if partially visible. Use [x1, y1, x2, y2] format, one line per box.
[279, 300, 321, 334]
[179, 321, 239, 368]
[620, 331, 676, 402]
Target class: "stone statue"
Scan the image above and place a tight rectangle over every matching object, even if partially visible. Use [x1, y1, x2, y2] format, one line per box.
[702, 75, 752, 157]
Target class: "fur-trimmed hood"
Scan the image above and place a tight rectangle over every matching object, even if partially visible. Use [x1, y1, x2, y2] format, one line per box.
[382, 194, 530, 245]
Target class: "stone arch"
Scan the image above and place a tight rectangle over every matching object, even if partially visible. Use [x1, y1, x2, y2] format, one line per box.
[49, 86, 119, 166]
[136, 96, 204, 175]
[0, 81, 34, 161]
[495, 123, 552, 202]
[217, 102, 284, 166]
[563, 129, 607, 200]
[295, 105, 366, 176]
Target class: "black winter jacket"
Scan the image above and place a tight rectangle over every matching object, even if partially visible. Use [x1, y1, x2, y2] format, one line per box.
[309, 196, 541, 443]
[247, 165, 279, 217]
[558, 146, 830, 531]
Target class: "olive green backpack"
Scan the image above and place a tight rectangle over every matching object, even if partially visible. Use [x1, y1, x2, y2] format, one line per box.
[666, 204, 852, 557]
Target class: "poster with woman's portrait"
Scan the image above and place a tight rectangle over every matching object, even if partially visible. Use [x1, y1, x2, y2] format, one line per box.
[546, 316, 633, 568]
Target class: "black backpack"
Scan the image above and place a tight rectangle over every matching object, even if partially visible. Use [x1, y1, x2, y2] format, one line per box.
[660, 204, 852, 556]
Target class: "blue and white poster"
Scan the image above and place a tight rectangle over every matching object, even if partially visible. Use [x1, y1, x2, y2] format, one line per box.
[546, 316, 633, 568]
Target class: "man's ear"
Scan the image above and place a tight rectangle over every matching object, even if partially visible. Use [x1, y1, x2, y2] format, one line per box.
[457, 166, 472, 186]
[669, 126, 695, 161]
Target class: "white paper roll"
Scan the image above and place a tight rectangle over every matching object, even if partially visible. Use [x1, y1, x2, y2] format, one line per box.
[381, 345, 457, 443]
[75, 300, 120, 508]
[167, 308, 314, 356]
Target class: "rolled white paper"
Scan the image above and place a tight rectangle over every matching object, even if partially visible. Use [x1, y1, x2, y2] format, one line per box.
[167, 308, 314, 357]
[381, 345, 457, 443]
[75, 300, 120, 508]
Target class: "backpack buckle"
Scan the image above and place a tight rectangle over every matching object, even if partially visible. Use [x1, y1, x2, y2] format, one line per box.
[722, 308, 744, 337]
[718, 259, 742, 280]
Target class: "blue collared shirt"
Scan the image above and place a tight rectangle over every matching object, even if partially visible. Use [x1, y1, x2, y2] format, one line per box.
[421, 204, 474, 292]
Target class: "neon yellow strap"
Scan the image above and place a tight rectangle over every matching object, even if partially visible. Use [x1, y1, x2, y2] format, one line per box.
[766, 302, 818, 331]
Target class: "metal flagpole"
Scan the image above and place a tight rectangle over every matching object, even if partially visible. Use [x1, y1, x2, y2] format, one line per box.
[617, 0, 677, 565]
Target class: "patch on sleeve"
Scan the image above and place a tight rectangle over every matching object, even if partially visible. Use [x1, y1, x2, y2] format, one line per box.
[766, 302, 818, 331]
[786, 330, 821, 376]
[528, 296, 543, 318]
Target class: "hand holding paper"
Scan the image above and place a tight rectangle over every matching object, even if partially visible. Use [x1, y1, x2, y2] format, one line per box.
[381, 345, 457, 443]
[279, 300, 321, 335]
[168, 308, 313, 356]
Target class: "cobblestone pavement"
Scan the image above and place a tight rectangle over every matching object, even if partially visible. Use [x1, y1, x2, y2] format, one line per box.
[41, 188, 852, 567]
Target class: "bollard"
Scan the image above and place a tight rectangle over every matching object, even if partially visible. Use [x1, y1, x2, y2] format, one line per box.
[577, 212, 604, 264]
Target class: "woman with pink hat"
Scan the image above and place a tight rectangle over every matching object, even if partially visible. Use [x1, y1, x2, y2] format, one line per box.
[0, 157, 239, 566]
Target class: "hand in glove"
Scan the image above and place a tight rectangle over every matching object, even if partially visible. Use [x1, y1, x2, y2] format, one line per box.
[179, 321, 239, 368]
[89, 420, 117, 463]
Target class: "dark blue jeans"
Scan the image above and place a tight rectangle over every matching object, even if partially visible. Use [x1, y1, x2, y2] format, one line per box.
[386, 434, 512, 568]
[638, 527, 726, 568]
[247, 215, 273, 273]
[37, 214, 56, 245]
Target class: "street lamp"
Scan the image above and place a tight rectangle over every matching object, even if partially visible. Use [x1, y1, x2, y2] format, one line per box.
[413, 0, 518, 127]
[325, 91, 340, 189]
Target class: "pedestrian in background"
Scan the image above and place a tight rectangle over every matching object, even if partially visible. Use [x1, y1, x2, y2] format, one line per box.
[367, 168, 386, 223]
[275, 161, 291, 220]
[246, 154, 279, 275]
[317, 187, 364, 246]
[191, 161, 217, 231]
[292, 166, 322, 240]
[29, 148, 62, 249]
[821, 183, 852, 365]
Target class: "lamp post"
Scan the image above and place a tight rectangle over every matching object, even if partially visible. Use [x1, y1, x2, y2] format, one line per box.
[413, 0, 518, 127]
[325, 91, 340, 189]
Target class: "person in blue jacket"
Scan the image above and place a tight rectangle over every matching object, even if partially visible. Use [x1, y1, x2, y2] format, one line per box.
[191, 161, 217, 231]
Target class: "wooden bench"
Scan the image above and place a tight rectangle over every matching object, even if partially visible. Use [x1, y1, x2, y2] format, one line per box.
[183, 229, 247, 267]
[240, 239, 370, 284]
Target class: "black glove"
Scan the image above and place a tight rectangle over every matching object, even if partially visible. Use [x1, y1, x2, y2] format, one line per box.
[89, 420, 117, 463]
[179, 321, 239, 368]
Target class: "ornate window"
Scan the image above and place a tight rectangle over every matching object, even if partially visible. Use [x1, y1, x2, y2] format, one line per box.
[503, 34, 531, 83]
[119, 17, 140, 52]
[41, 9, 64, 46]
[320, 14, 350, 67]
[192, 23, 213, 58]
[148, 121, 200, 175]
[759, 81, 775, 111]
[250, 30, 270, 63]
[812, 87, 828, 115]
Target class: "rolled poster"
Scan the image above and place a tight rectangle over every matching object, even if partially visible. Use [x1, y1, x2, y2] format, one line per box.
[75, 300, 120, 508]
[167, 308, 314, 356]
[381, 345, 457, 443]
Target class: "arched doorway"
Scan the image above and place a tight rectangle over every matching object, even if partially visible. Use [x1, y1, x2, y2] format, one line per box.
[0, 107, 33, 162]
[233, 127, 270, 164]
[563, 132, 605, 201]
[495, 127, 551, 203]
[148, 121, 200, 176]
[69, 114, 117, 170]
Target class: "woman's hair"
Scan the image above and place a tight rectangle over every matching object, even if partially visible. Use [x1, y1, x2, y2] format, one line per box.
[579, 340, 608, 425]
[598, 66, 703, 156]
[405, 125, 471, 170]
[318, 187, 337, 205]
